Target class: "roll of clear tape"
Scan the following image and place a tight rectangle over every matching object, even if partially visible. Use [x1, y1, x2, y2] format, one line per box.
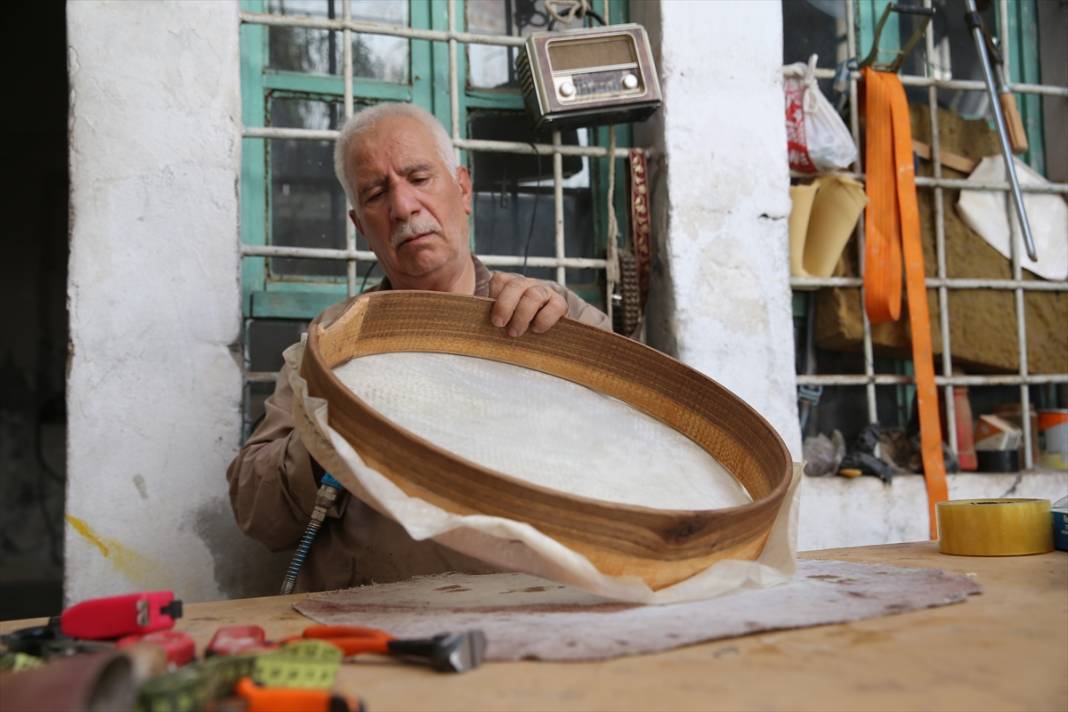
[937, 498, 1053, 556]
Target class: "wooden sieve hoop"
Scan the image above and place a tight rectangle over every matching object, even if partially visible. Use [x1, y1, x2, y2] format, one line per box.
[302, 291, 792, 589]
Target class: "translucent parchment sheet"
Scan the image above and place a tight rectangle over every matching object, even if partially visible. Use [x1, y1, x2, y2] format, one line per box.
[287, 340, 803, 604]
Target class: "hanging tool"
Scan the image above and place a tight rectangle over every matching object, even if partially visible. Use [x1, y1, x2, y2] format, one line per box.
[859, 3, 934, 73]
[963, 0, 1037, 261]
[966, 4, 1028, 154]
[299, 625, 488, 673]
[281, 473, 344, 595]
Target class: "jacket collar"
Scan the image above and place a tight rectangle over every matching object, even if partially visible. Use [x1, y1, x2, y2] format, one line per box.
[377, 255, 492, 297]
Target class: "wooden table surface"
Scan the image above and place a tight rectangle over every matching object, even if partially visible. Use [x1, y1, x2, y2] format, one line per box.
[4, 542, 1065, 711]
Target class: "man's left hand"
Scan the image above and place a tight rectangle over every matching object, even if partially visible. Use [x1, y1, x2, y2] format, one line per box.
[488, 272, 568, 337]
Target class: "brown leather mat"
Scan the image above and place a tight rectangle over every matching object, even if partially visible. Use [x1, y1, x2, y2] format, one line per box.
[295, 560, 980, 661]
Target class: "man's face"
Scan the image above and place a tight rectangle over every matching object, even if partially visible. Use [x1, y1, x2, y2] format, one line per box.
[346, 116, 473, 290]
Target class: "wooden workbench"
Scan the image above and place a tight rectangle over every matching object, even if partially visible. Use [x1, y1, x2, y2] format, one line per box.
[4, 542, 1066, 710]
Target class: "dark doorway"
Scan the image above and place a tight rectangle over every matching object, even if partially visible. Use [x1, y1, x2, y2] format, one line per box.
[0, 1, 68, 619]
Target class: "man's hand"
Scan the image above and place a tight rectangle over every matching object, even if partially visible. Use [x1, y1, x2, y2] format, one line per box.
[488, 272, 568, 337]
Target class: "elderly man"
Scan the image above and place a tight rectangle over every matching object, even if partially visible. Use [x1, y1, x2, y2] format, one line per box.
[227, 102, 609, 592]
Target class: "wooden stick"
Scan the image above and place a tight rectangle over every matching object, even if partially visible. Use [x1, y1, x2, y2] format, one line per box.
[911, 140, 978, 174]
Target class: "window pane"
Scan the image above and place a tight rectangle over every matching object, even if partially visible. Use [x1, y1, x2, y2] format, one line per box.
[472, 187, 594, 262]
[781, 0, 846, 101]
[268, 96, 379, 279]
[245, 318, 308, 431]
[468, 111, 595, 268]
[466, 0, 551, 89]
[268, 97, 345, 277]
[267, 0, 410, 83]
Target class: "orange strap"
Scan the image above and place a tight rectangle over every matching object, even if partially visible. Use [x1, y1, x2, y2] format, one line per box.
[862, 68, 947, 538]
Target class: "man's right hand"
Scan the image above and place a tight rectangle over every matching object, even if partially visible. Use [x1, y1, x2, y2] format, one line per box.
[488, 272, 569, 338]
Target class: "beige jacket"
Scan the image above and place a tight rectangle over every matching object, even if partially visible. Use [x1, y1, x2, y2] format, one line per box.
[226, 258, 611, 591]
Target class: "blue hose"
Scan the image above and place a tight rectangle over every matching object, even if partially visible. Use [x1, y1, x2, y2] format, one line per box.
[280, 473, 343, 595]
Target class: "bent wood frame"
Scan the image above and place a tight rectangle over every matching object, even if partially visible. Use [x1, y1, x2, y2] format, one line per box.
[302, 291, 792, 589]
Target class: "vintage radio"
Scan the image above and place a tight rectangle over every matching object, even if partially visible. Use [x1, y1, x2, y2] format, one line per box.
[515, 23, 662, 130]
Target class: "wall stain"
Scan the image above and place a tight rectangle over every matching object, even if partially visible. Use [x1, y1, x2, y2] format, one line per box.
[65, 514, 171, 588]
[66, 514, 109, 558]
[132, 474, 148, 500]
[187, 497, 289, 598]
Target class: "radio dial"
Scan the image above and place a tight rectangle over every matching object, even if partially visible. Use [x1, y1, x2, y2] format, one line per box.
[559, 80, 576, 98]
[622, 73, 639, 90]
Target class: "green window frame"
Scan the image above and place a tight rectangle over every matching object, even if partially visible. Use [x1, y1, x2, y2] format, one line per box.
[239, 0, 631, 320]
[856, 0, 1045, 171]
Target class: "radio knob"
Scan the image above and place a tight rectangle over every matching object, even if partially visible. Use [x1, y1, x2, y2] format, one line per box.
[559, 80, 576, 98]
[622, 73, 639, 90]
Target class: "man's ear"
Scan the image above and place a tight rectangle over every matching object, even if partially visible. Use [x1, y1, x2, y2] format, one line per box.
[348, 208, 364, 235]
[456, 166, 473, 215]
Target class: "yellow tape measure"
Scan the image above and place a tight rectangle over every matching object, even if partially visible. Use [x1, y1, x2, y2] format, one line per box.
[937, 498, 1053, 556]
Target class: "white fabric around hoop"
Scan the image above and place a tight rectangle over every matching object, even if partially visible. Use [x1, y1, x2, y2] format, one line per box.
[286, 339, 803, 604]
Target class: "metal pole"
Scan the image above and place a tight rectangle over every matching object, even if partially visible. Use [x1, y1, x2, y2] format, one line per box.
[963, 0, 1037, 262]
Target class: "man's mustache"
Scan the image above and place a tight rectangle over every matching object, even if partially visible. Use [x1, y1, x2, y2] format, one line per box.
[391, 218, 442, 248]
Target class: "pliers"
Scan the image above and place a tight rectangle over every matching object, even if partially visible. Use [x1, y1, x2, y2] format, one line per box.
[299, 625, 487, 673]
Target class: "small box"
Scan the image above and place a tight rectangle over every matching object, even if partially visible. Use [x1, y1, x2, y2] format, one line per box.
[1053, 496, 1068, 552]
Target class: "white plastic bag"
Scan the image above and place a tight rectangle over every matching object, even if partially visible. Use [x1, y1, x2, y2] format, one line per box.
[785, 55, 857, 173]
[957, 156, 1068, 282]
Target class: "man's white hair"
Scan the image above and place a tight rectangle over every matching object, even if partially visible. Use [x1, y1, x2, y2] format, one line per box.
[333, 102, 458, 206]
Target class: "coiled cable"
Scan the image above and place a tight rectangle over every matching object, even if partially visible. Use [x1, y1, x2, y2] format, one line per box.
[280, 473, 342, 595]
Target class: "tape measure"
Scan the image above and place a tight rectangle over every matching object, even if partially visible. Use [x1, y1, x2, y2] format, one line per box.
[936, 498, 1053, 556]
[137, 654, 256, 712]
[253, 640, 341, 690]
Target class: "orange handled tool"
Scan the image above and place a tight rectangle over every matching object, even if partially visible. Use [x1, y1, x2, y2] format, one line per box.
[233, 677, 361, 712]
[300, 626, 392, 656]
[300, 625, 487, 673]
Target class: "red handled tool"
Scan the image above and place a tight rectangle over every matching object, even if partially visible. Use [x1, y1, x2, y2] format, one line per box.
[57, 590, 183, 640]
[299, 625, 486, 673]
[116, 630, 196, 667]
[207, 626, 279, 657]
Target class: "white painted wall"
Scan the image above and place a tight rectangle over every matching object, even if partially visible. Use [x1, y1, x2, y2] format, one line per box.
[66, 0, 287, 603]
[634, 0, 801, 457]
[800, 471, 1068, 550]
[633, 2, 801, 457]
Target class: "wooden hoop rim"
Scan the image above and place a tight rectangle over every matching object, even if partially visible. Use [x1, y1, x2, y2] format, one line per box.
[302, 291, 792, 589]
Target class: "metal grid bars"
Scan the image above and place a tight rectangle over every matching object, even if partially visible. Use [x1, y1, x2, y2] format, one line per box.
[238, 4, 632, 294]
[789, 0, 1068, 471]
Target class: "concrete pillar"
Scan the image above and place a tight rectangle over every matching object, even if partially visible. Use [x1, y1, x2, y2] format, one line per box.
[633, 0, 802, 459]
